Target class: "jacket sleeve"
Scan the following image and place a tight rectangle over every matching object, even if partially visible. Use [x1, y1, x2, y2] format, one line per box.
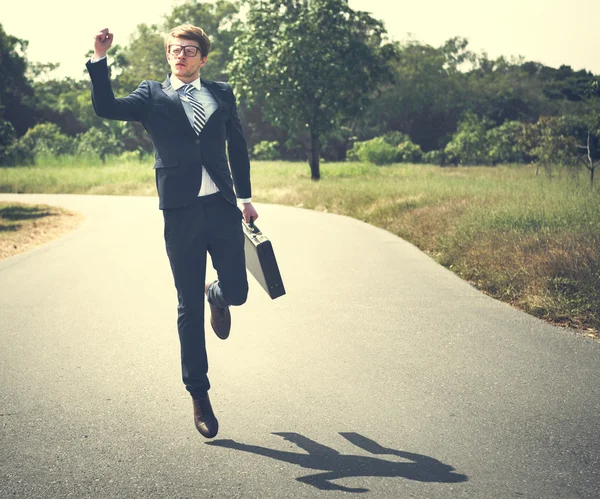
[86, 57, 149, 122]
[225, 85, 252, 199]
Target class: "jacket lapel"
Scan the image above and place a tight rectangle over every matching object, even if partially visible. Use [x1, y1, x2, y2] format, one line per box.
[201, 79, 225, 110]
[161, 76, 197, 139]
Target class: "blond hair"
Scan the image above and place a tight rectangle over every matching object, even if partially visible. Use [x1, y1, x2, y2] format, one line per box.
[165, 24, 211, 57]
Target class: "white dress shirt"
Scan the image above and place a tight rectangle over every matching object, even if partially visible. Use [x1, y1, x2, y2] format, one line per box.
[169, 74, 220, 197]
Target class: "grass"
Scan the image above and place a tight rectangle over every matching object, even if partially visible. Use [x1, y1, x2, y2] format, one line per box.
[0, 202, 83, 259]
[1, 157, 599, 335]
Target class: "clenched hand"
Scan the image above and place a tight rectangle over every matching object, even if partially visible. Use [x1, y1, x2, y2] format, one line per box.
[93, 28, 113, 60]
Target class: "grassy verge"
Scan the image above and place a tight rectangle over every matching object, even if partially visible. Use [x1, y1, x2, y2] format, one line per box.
[0, 202, 84, 259]
[1, 158, 598, 335]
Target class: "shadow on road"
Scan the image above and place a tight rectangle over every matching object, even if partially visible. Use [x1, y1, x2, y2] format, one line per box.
[207, 432, 468, 493]
[0, 205, 53, 221]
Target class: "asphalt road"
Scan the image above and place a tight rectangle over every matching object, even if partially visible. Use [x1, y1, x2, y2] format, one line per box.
[1, 193, 599, 498]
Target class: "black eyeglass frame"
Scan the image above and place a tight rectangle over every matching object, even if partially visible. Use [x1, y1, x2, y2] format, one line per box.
[167, 44, 202, 57]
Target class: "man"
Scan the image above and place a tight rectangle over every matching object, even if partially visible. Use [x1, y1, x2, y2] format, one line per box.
[87, 24, 258, 439]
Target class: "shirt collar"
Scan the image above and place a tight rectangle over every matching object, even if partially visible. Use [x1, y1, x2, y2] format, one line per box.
[170, 74, 202, 92]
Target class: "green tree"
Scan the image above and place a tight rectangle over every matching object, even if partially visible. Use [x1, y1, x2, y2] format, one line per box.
[465, 55, 547, 126]
[228, 0, 393, 179]
[444, 113, 492, 165]
[17, 123, 74, 157]
[0, 119, 24, 165]
[486, 120, 526, 165]
[364, 37, 472, 152]
[520, 116, 578, 176]
[563, 102, 600, 186]
[0, 23, 36, 136]
[75, 127, 122, 162]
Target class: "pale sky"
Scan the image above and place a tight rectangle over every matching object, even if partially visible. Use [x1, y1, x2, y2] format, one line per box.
[2, 0, 599, 80]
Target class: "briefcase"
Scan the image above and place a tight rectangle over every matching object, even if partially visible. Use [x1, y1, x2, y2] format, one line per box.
[242, 219, 286, 299]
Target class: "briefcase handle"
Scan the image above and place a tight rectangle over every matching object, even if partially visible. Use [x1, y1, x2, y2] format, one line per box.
[245, 216, 261, 235]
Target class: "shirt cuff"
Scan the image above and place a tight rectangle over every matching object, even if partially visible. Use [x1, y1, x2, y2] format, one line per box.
[238, 198, 252, 204]
[89, 55, 107, 63]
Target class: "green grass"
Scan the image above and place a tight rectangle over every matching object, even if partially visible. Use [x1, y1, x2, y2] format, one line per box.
[2, 157, 599, 334]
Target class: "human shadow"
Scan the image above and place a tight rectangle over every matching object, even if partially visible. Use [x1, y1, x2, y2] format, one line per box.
[206, 432, 468, 493]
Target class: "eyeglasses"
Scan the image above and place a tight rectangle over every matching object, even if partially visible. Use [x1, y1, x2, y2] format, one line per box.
[168, 44, 201, 57]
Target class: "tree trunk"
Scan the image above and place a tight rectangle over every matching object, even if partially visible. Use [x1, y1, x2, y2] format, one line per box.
[591, 164, 595, 187]
[309, 128, 321, 180]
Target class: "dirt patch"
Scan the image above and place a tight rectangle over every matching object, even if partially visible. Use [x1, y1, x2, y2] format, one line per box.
[0, 202, 84, 259]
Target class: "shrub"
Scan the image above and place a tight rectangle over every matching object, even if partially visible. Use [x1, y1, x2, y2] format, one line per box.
[422, 150, 443, 165]
[0, 119, 28, 166]
[348, 137, 398, 165]
[445, 113, 492, 165]
[75, 127, 122, 162]
[486, 121, 527, 165]
[381, 131, 412, 147]
[397, 141, 422, 163]
[252, 140, 280, 160]
[17, 123, 75, 158]
[117, 150, 145, 162]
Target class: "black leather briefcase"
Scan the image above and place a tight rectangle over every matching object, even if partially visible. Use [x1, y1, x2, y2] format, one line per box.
[242, 219, 286, 299]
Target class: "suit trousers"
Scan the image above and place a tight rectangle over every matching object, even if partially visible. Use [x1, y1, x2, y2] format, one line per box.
[163, 193, 248, 397]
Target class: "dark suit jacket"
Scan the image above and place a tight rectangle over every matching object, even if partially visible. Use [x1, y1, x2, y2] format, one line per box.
[86, 58, 251, 209]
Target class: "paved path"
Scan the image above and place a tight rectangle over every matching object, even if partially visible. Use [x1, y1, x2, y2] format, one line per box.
[1, 193, 599, 498]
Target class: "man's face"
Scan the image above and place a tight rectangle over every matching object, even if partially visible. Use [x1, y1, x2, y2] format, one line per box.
[166, 36, 207, 83]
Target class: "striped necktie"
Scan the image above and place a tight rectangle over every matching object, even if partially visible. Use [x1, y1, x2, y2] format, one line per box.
[182, 84, 207, 134]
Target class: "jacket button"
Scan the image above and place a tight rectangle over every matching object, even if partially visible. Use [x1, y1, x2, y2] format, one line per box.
[195, 139, 200, 144]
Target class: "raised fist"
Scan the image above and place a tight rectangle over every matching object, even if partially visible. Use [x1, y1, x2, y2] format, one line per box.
[93, 28, 113, 59]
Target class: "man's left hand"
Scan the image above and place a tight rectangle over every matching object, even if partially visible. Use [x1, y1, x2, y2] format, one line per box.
[241, 202, 259, 224]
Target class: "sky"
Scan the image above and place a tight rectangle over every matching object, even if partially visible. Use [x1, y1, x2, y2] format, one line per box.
[2, 0, 599, 80]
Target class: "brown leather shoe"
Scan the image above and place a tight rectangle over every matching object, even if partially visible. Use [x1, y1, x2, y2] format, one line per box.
[192, 395, 219, 438]
[205, 283, 231, 340]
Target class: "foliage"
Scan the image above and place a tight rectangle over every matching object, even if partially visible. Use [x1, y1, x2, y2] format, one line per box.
[444, 113, 493, 165]
[0, 119, 16, 165]
[3, 6, 600, 171]
[0, 23, 36, 136]
[397, 141, 423, 163]
[348, 133, 423, 164]
[520, 116, 579, 173]
[563, 103, 600, 185]
[347, 137, 397, 165]
[75, 127, 122, 162]
[486, 120, 527, 165]
[422, 150, 443, 165]
[252, 140, 280, 160]
[228, 0, 394, 179]
[380, 131, 412, 147]
[17, 123, 75, 158]
[361, 37, 472, 151]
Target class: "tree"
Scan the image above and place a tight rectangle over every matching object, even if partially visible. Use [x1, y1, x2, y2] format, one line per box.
[444, 113, 492, 165]
[228, 0, 394, 179]
[75, 126, 122, 162]
[564, 103, 600, 186]
[486, 120, 527, 165]
[0, 23, 36, 136]
[16, 123, 74, 157]
[520, 116, 578, 175]
[363, 37, 472, 152]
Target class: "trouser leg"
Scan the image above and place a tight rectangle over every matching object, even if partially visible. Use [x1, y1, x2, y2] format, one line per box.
[205, 196, 249, 308]
[163, 202, 210, 397]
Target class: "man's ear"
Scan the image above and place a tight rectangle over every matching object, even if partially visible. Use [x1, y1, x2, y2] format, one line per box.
[200, 56, 208, 68]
